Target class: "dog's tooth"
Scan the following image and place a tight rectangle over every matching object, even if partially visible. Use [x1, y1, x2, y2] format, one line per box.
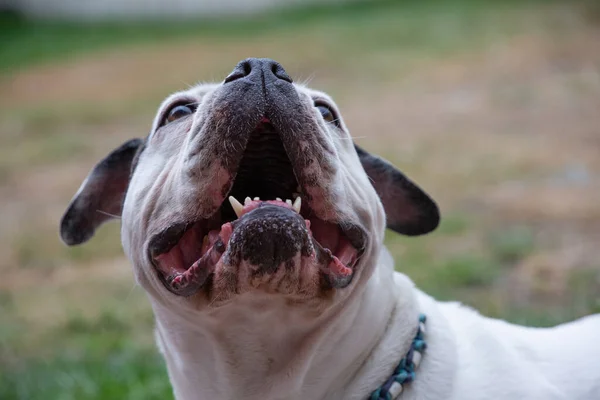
[244, 197, 252, 205]
[228, 196, 244, 218]
[254, 197, 260, 201]
[201, 235, 210, 254]
[276, 197, 282, 202]
[293, 197, 302, 213]
[286, 199, 292, 206]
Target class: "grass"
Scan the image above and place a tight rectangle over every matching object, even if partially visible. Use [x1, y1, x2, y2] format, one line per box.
[1, 0, 599, 398]
[2, 0, 573, 179]
[0, 1, 450, 72]
[0, 0, 558, 73]
[3, 0, 555, 173]
[1, 348, 172, 400]
[13, 223, 124, 270]
[1, 292, 164, 399]
[488, 226, 535, 264]
[436, 214, 470, 235]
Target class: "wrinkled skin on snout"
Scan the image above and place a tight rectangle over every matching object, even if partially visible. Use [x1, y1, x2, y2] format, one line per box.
[60, 58, 438, 312]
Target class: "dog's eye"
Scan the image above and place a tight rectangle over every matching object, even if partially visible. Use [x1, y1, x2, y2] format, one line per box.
[315, 103, 338, 126]
[164, 104, 195, 125]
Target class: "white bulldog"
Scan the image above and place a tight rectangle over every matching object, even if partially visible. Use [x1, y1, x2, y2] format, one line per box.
[60, 58, 600, 400]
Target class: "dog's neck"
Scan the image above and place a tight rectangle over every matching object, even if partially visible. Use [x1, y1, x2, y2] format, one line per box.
[151, 248, 420, 400]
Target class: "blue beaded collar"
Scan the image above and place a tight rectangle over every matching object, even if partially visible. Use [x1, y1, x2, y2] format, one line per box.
[369, 314, 427, 400]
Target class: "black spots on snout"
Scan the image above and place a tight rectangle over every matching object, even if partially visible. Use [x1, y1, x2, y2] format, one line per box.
[226, 205, 312, 274]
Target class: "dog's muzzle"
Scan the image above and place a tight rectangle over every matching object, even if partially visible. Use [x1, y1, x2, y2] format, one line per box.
[147, 58, 367, 297]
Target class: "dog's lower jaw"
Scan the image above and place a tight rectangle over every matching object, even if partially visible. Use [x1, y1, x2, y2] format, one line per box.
[149, 248, 421, 400]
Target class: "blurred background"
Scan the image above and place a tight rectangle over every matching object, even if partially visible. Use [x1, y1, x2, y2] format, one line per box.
[1, 0, 599, 398]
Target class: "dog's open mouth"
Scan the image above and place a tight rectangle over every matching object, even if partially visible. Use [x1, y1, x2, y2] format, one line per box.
[148, 121, 365, 296]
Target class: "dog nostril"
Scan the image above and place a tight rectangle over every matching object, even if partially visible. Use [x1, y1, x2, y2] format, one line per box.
[269, 61, 293, 83]
[224, 60, 253, 84]
[243, 61, 252, 76]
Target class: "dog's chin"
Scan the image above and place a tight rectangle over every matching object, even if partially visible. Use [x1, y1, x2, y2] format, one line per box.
[147, 122, 366, 301]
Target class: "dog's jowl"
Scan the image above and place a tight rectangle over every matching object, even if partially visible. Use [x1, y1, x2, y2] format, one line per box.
[61, 58, 600, 400]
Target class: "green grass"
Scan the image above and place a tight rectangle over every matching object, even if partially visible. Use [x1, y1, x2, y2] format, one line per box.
[0, 302, 166, 399]
[437, 214, 470, 235]
[0, 0, 558, 73]
[0, 349, 172, 400]
[488, 226, 535, 264]
[391, 240, 501, 301]
[13, 223, 124, 270]
[1, 130, 89, 172]
[435, 255, 499, 288]
[388, 214, 600, 327]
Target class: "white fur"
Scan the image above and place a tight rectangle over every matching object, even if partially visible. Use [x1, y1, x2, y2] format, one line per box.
[118, 82, 600, 400]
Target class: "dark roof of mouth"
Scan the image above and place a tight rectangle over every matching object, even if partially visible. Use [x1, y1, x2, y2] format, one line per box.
[222, 122, 299, 222]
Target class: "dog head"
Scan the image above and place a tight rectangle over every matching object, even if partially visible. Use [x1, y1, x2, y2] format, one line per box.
[60, 58, 439, 310]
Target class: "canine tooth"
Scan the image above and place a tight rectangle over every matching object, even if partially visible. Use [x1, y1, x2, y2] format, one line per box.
[286, 199, 292, 206]
[228, 196, 244, 218]
[244, 197, 252, 205]
[254, 197, 260, 201]
[276, 197, 282, 201]
[293, 197, 302, 213]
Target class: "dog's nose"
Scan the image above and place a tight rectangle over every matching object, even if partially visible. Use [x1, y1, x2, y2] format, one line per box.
[224, 58, 293, 84]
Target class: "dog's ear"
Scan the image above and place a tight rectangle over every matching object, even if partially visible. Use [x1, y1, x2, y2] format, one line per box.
[355, 145, 440, 236]
[60, 138, 144, 246]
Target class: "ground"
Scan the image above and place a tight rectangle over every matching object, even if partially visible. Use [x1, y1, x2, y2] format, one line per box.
[1, 0, 599, 398]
